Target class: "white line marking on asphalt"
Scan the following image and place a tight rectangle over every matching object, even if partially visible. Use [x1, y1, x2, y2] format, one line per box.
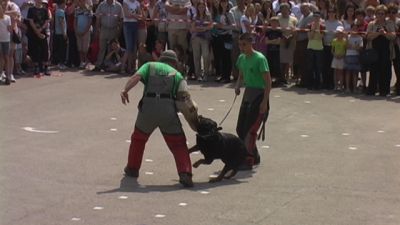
[145, 159, 153, 162]
[71, 217, 81, 221]
[126, 140, 131, 143]
[199, 191, 210, 195]
[395, 144, 400, 148]
[300, 134, 309, 138]
[274, 95, 280, 98]
[192, 151, 200, 155]
[348, 146, 358, 150]
[110, 128, 117, 131]
[261, 145, 270, 149]
[341, 133, 350, 136]
[22, 127, 59, 134]
[218, 99, 226, 102]
[179, 202, 188, 206]
[145, 172, 154, 175]
[93, 206, 104, 210]
[118, 196, 128, 199]
[304, 101, 311, 104]
[349, 99, 356, 102]
[207, 108, 214, 111]
[377, 130, 385, 133]
[155, 214, 166, 218]
[209, 174, 218, 178]
[110, 117, 117, 120]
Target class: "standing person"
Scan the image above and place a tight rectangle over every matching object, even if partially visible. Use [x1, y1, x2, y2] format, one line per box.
[74, 0, 93, 69]
[235, 33, 272, 170]
[120, 0, 140, 74]
[366, 4, 396, 96]
[278, 2, 297, 84]
[322, 8, 342, 90]
[120, 50, 194, 188]
[265, 16, 283, 86]
[387, 3, 400, 95]
[212, 0, 233, 83]
[190, 0, 212, 81]
[27, 0, 51, 76]
[331, 26, 346, 91]
[306, 11, 325, 90]
[65, 0, 80, 68]
[0, 5, 12, 85]
[53, 0, 67, 70]
[165, 0, 191, 61]
[92, 0, 123, 71]
[229, 0, 245, 80]
[344, 23, 362, 93]
[153, 0, 168, 44]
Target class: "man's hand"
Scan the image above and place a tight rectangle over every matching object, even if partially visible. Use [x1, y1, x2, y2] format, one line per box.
[121, 90, 129, 105]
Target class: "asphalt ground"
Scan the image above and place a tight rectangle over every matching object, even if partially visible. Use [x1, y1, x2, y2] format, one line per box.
[1, 70, 400, 225]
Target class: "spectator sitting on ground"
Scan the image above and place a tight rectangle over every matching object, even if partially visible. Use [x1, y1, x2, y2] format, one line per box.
[104, 39, 126, 72]
[152, 39, 165, 61]
[138, 42, 152, 68]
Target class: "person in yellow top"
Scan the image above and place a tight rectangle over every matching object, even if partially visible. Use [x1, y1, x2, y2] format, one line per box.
[331, 26, 347, 91]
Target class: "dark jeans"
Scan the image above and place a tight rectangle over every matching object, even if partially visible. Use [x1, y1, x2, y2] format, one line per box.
[267, 49, 281, 81]
[212, 35, 232, 80]
[28, 34, 48, 63]
[53, 34, 67, 65]
[306, 49, 324, 89]
[66, 30, 80, 67]
[368, 36, 392, 96]
[323, 45, 334, 89]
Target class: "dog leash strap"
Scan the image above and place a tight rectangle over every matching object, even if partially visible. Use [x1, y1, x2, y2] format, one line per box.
[219, 94, 237, 126]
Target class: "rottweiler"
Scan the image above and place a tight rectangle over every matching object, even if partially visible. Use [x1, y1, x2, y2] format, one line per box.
[189, 116, 248, 182]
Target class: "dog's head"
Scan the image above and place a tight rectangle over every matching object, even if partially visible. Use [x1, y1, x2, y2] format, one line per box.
[196, 115, 222, 136]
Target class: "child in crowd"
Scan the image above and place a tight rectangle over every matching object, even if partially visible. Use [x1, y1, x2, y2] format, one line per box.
[152, 39, 165, 61]
[331, 26, 347, 91]
[138, 42, 152, 68]
[9, 14, 23, 82]
[0, 5, 12, 85]
[344, 23, 363, 93]
[104, 39, 126, 73]
[365, 5, 376, 23]
[53, 0, 67, 70]
[265, 17, 282, 86]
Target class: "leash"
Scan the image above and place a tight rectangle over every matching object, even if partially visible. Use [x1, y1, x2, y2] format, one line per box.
[219, 94, 238, 126]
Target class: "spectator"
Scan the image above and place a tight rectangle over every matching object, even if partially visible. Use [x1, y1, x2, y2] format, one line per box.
[104, 39, 126, 72]
[190, 0, 212, 81]
[27, 0, 51, 76]
[342, 4, 356, 31]
[344, 23, 362, 93]
[278, 2, 297, 84]
[145, 0, 157, 52]
[153, 0, 168, 44]
[92, 0, 123, 72]
[75, 0, 93, 69]
[365, 5, 376, 23]
[12, 14, 24, 77]
[137, 0, 147, 46]
[240, 4, 257, 34]
[323, 8, 342, 89]
[259, 0, 275, 22]
[355, 8, 368, 91]
[121, 0, 140, 74]
[306, 11, 324, 90]
[366, 4, 396, 96]
[65, 0, 80, 68]
[0, 4, 12, 84]
[265, 17, 283, 86]
[53, 0, 67, 70]
[229, 0, 245, 80]
[137, 42, 152, 67]
[331, 26, 346, 91]
[212, 0, 233, 83]
[152, 39, 165, 61]
[387, 3, 400, 95]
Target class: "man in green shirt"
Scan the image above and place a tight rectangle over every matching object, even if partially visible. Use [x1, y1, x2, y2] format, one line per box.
[235, 33, 272, 170]
[120, 50, 194, 187]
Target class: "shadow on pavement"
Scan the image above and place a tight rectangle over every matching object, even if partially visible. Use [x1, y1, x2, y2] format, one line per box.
[97, 170, 255, 194]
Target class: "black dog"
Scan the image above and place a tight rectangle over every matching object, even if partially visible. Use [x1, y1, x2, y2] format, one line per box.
[189, 116, 248, 182]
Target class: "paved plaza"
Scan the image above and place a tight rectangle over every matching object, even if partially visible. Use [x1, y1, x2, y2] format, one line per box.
[1, 70, 400, 225]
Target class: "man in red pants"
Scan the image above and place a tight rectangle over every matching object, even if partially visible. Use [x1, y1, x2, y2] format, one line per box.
[120, 50, 194, 187]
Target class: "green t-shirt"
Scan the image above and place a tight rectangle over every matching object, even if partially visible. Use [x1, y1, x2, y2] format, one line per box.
[137, 62, 184, 95]
[331, 38, 347, 57]
[236, 51, 269, 89]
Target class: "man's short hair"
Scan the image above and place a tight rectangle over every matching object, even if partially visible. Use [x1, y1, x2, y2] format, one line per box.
[239, 33, 253, 43]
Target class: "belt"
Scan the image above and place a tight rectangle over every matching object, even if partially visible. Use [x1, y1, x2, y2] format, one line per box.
[145, 93, 173, 99]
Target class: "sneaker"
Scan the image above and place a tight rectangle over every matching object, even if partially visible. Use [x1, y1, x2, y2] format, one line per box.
[91, 66, 101, 72]
[58, 64, 67, 70]
[124, 166, 139, 178]
[79, 62, 86, 69]
[178, 173, 194, 188]
[10, 74, 16, 82]
[197, 77, 203, 82]
[0, 72, 5, 82]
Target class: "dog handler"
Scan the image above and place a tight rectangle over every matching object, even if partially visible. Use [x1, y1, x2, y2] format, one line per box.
[120, 50, 195, 187]
[235, 33, 272, 170]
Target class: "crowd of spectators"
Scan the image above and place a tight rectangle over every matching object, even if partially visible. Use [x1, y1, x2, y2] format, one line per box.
[0, 0, 399, 96]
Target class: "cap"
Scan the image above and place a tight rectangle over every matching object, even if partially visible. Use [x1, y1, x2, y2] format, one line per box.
[336, 26, 344, 32]
[159, 50, 178, 64]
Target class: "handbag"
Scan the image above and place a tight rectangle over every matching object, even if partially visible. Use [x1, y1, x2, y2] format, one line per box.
[11, 30, 21, 44]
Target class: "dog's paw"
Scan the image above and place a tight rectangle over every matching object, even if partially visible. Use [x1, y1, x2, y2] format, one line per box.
[192, 162, 200, 168]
